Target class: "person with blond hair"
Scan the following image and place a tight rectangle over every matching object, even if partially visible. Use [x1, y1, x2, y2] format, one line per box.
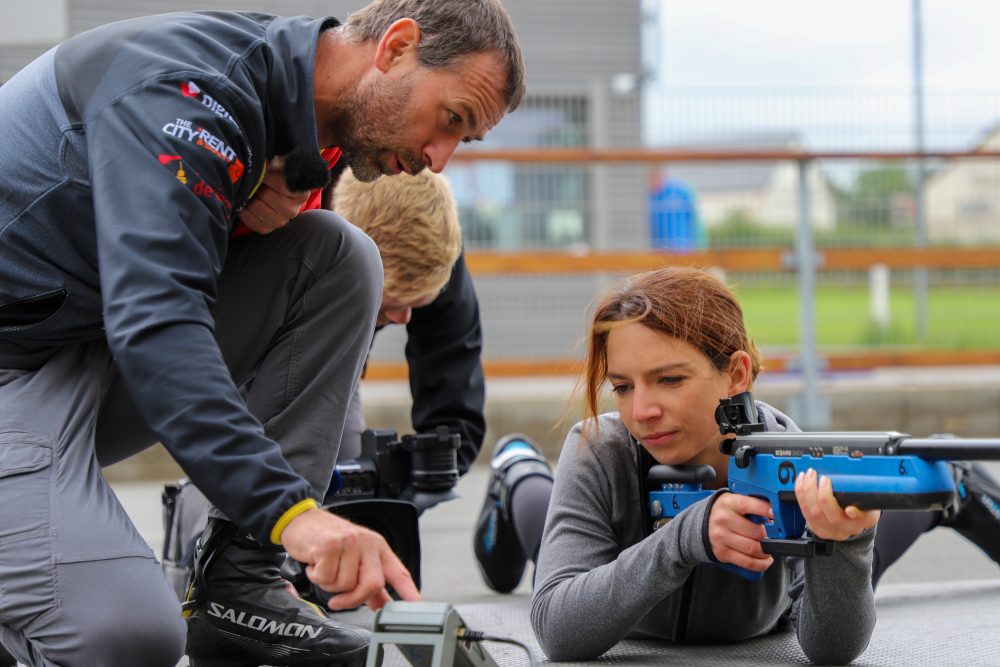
[331, 167, 484, 472]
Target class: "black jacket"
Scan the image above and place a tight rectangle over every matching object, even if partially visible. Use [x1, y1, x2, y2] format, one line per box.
[324, 159, 486, 474]
[0, 12, 336, 541]
[401, 252, 486, 474]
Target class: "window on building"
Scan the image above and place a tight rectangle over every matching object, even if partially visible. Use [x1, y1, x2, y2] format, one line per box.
[451, 95, 589, 250]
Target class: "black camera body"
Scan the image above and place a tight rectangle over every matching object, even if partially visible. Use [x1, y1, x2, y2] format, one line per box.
[294, 426, 461, 596]
[328, 425, 461, 503]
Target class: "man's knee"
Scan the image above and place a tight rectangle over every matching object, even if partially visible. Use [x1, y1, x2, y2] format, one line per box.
[75, 610, 185, 667]
[18, 607, 185, 667]
[293, 209, 383, 314]
[294, 210, 382, 280]
[28, 558, 186, 667]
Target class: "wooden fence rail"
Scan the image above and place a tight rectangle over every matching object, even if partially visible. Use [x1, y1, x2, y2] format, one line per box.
[451, 148, 1000, 164]
[365, 247, 1000, 381]
[464, 247, 1000, 275]
[366, 350, 1000, 381]
[368, 148, 1000, 380]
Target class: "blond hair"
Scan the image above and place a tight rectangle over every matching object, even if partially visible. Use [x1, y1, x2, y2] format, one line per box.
[333, 168, 462, 300]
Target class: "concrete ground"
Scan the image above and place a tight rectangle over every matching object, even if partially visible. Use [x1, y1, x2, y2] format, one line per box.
[108, 462, 1000, 667]
[105, 365, 1000, 485]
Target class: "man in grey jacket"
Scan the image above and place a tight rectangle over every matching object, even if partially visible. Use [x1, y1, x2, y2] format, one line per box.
[0, 2, 523, 666]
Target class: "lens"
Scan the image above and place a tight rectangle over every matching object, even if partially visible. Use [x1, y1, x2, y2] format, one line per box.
[402, 429, 459, 492]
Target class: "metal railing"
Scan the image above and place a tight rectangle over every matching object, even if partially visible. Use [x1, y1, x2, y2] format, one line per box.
[369, 148, 1000, 429]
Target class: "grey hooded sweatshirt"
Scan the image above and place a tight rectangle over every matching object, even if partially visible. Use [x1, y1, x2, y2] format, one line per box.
[531, 402, 876, 665]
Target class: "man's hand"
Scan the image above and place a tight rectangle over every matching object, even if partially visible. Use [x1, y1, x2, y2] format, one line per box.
[239, 155, 310, 234]
[707, 492, 775, 572]
[280, 507, 421, 611]
[795, 468, 880, 541]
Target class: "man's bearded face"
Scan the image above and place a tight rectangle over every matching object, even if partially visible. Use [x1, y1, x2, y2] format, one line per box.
[335, 74, 424, 183]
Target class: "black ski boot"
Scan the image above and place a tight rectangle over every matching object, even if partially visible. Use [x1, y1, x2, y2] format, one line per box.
[943, 462, 1000, 564]
[184, 518, 370, 667]
[473, 434, 553, 593]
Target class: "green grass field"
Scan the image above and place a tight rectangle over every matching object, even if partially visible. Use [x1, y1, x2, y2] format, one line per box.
[733, 285, 1000, 350]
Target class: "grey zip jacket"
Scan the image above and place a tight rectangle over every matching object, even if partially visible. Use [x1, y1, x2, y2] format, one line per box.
[0, 12, 338, 541]
[532, 402, 876, 664]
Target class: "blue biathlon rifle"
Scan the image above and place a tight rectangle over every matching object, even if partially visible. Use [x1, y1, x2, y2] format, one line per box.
[647, 390, 1000, 580]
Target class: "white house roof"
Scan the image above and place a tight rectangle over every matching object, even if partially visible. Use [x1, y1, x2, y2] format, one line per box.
[656, 131, 802, 193]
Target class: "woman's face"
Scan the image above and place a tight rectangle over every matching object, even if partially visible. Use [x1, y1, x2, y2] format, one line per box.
[606, 322, 745, 468]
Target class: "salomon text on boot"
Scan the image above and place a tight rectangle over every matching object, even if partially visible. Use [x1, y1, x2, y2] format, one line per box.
[184, 517, 370, 667]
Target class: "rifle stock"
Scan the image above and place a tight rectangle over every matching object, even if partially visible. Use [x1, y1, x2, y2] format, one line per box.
[645, 392, 1000, 580]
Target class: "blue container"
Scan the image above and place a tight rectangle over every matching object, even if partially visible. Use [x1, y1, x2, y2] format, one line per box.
[649, 179, 704, 251]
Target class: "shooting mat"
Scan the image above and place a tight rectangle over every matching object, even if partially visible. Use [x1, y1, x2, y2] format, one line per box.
[328, 578, 1000, 667]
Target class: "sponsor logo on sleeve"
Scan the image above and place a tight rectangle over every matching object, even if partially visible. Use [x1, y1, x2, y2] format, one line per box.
[162, 117, 245, 184]
[178, 80, 237, 126]
[157, 153, 232, 214]
[191, 177, 232, 211]
[158, 154, 187, 184]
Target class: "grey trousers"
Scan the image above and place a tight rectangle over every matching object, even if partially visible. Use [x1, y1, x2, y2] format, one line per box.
[0, 210, 381, 666]
[340, 383, 367, 462]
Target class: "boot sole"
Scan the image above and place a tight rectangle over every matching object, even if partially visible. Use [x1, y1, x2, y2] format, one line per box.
[189, 650, 368, 667]
[189, 659, 367, 667]
[187, 615, 369, 667]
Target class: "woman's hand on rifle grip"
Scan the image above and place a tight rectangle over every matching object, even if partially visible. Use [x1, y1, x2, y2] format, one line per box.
[795, 468, 880, 541]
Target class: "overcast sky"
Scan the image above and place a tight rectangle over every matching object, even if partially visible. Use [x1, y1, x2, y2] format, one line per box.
[645, 1, 1000, 149]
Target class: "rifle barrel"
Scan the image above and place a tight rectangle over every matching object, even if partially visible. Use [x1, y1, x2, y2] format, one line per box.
[895, 439, 1000, 460]
[733, 432, 1000, 460]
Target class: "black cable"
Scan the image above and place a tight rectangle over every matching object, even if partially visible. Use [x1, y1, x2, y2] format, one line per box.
[459, 629, 538, 667]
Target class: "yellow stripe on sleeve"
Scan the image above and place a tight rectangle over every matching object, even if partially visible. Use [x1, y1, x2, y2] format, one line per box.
[270, 498, 319, 545]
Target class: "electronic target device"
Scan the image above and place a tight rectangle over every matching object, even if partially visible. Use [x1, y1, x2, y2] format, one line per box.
[366, 602, 500, 667]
